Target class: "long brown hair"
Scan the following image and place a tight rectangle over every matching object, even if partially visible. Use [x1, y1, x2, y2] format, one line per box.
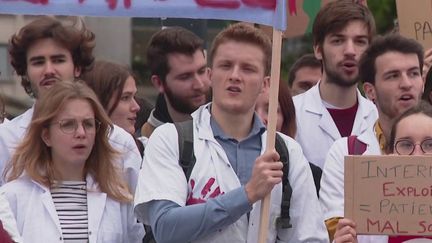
[278, 81, 297, 137]
[4, 80, 132, 202]
[81, 60, 133, 116]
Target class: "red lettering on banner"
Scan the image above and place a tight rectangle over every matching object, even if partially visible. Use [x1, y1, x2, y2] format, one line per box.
[241, 0, 275, 9]
[3, 0, 132, 9]
[27, 0, 47, 4]
[0, 0, 49, 4]
[106, 0, 131, 10]
[288, 0, 296, 15]
[195, 0, 276, 10]
[195, 0, 240, 9]
[78, 0, 131, 9]
[2, 0, 277, 10]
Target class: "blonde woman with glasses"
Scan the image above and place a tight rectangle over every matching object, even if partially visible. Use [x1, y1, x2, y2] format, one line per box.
[0, 80, 144, 242]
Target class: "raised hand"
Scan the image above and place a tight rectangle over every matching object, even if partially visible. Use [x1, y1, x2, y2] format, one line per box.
[334, 218, 358, 243]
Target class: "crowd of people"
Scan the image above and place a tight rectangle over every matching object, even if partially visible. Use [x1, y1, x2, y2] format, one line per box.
[1, 0, 432, 242]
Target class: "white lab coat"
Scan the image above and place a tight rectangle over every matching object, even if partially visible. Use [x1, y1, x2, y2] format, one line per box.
[0, 194, 22, 243]
[0, 174, 144, 243]
[134, 104, 328, 243]
[0, 107, 142, 190]
[320, 128, 389, 242]
[293, 83, 378, 169]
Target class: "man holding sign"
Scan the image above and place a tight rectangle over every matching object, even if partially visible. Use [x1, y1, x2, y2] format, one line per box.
[134, 23, 327, 243]
[320, 34, 425, 243]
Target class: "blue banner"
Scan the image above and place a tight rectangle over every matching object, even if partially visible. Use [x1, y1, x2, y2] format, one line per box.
[0, 0, 287, 30]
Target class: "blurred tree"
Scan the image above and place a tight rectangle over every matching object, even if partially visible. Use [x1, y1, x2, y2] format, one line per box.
[367, 0, 397, 34]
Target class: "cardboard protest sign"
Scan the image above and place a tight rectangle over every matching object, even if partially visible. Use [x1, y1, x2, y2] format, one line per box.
[396, 0, 432, 49]
[345, 155, 432, 235]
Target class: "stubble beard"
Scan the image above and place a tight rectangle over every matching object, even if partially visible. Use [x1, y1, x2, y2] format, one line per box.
[163, 83, 208, 115]
[324, 63, 359, 88]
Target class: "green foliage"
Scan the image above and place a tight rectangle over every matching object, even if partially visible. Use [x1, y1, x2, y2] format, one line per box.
[367, 0, 397, 34]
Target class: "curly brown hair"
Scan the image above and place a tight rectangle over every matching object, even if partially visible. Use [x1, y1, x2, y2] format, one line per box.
[9, 16, 96, 97]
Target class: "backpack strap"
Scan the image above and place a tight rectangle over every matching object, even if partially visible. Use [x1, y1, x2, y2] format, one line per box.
[142, 121, 195, 243]
[142, 224, 156, 243]
[274, 133, 292, 229]
[347, 135, 367, 155]
[174, 120, 196, 182]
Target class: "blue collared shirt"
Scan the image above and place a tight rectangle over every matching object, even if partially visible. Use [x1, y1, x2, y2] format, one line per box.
[210, 114, 266, 185]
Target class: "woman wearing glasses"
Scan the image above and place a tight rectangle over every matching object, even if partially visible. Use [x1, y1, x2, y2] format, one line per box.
[334, 102, 432, 243]
[0, 80, 144, 242]
[388, 102, 432, 156]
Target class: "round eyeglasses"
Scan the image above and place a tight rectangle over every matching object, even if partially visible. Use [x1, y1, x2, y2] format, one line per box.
[50, 118, 101, 134]
[394, 138, 432, 155]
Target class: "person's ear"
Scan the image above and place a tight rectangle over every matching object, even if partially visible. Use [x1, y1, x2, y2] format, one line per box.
[261, 76, 271, 93]
[363, 82, 376, 103]
[74, 66, 81, 78]
[313, 44, 323, 60]
[41, 128, 52, 147]
[208, 68, 214, 87]
[151, 75, 165, 93]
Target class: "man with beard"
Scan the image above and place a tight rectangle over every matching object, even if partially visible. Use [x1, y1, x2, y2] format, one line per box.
[293, 0, 378, 169]
[321, 33, 425, 243]
[140, 27, 210, 138]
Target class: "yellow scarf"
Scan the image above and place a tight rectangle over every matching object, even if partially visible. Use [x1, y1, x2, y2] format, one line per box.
[374, 121, 387, 154]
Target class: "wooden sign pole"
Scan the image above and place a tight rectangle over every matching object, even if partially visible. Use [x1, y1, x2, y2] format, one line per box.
[258, 28, 283, 243]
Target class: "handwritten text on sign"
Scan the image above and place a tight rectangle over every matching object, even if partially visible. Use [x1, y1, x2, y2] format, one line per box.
[345, 155, 432, 235]
[396, 0, 432, 49]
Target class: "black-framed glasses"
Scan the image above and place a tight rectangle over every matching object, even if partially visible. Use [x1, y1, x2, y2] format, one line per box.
[394, 138, 432, 155]
[50, 118, 101, 134]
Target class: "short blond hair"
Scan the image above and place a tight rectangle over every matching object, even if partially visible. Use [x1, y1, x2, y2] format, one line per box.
[209, 22, 272, 76]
